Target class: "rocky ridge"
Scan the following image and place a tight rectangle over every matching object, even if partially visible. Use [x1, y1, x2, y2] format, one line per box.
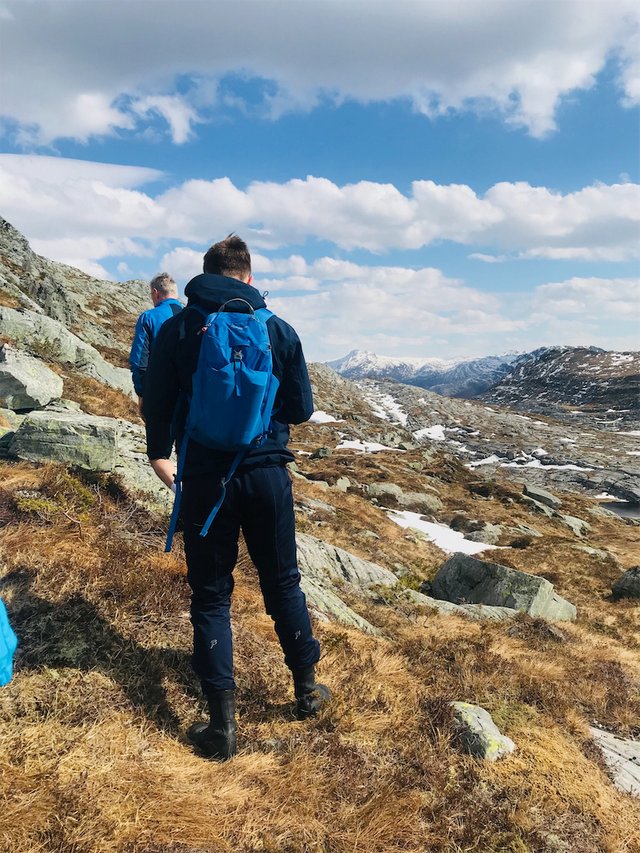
[483, 345, 640, 429]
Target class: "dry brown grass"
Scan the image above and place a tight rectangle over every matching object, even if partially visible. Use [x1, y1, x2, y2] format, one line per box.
[0, 460, 639, 853]
[0, 289, 22, 309]
[50, 367, 141, 422]
[94, 344, 131, 370]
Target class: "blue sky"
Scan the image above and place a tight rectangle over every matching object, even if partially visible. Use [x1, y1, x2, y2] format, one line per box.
[0, 0, 638, 361]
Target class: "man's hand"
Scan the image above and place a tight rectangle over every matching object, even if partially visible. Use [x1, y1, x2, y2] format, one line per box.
[150, 458, 176, 490]
[137, 396, 145, 422]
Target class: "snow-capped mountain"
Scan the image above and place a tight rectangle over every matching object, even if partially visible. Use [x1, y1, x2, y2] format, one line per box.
[326, 349, 521, 398]
[482, 346, 640, 424]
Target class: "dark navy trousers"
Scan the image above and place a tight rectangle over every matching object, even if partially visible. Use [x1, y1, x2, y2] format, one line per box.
[181, 465, 320, 695]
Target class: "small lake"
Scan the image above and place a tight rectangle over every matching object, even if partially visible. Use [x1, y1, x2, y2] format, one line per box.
[599, 501, 640, 519]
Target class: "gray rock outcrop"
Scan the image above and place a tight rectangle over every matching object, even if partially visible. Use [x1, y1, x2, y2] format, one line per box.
[0, 345, 63, 410]
[296, 535, 520, 625]
[9, 409, 119, 472]
[584, 468, 640, 504]
[297, 533, 399, 589]
[295, 533, 390, 634]
[559, 514, 591, 537]
[367, 481, 442, 513]
[7, 406, 173, 512]
[466, 522, 503, 545]
[590, 727, 640, 796]
[611, 567, 640, 600]
[300, 576, 380, 635]
[523, 484, 561, 508]
[451, 702, 517, 761]
[403, 588, 517, 622]
[430, 553, 577, 621]
[0, 306, 133, 395]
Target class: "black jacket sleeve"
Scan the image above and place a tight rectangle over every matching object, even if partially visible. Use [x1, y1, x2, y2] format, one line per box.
[143, 316, 180, 460]
[269, 318, 314, 424]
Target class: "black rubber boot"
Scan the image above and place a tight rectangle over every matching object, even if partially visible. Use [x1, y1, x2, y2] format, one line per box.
[292, 666, 331, 720]
[187, 689, 237, 759]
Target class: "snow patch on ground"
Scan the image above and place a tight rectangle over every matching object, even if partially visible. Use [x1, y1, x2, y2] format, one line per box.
[501, 460, 592, 471]
[363, 389, 408, 425]
[468, 455, 501, 467]
[308, 411, 344, 424]
[336, 439, 403, 453]
[619, 430, 640, 437]
[388, 510, 498, 555]
[595, 492, 628, 501]
[413, 424, 446, 441]
[468, 454, 592, 472]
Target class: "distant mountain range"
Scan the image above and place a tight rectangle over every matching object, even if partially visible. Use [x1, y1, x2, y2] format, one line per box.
[326, 346, 640, 424]
[326, 349, 522, 398]
[483, 345, 640, 420]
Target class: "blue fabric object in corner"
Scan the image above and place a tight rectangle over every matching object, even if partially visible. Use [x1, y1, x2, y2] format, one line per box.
[0, 597, 18, 686]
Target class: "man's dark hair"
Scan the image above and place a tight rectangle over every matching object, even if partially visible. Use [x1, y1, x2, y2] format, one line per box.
[203, 234, 251, 280]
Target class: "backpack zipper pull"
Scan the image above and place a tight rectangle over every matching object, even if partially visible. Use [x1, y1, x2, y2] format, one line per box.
[233, 349, 243, 396]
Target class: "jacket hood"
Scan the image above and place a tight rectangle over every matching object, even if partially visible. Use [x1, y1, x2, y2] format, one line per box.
[184, 273, 266, 312]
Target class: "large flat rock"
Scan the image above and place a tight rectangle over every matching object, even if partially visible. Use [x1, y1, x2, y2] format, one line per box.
[431, 553, 576, 621]
[403, 588, 517, 621]
[9, 409, 119, 472]
[590, 727, 640, 797]
[296, 533, 399, 589]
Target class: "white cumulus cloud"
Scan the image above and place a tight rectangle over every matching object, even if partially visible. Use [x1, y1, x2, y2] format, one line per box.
[0, 0, 638, 143]
[2, 156, 637, 268]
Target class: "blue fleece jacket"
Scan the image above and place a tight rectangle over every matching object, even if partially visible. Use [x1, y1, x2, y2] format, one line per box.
[129, 298, 183, 395]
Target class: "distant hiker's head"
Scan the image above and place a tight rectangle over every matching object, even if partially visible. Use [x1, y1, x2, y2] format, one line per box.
[149, 272, 178, 306]
[203, 235, 252, 284]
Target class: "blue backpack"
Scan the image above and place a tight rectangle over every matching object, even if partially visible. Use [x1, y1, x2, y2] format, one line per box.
[165, 299, 279, 551]
[0, 597, 18, 687]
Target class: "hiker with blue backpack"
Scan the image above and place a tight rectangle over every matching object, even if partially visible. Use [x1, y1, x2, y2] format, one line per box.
[143, 235, 329, 759]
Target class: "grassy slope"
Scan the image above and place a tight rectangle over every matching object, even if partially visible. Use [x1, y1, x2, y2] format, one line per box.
[0, 452, 638, 853]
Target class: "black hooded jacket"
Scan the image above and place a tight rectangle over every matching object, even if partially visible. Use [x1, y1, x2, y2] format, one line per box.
[143, 273, 314, 479]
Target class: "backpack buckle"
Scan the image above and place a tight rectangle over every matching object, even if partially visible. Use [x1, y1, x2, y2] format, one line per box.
[232, 349, 243, 362]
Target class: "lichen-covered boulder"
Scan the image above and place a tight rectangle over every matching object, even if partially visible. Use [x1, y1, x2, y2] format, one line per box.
[451, 702, 517, 761]
[8, 409, 119, 472]
[0, 345, 63, 410]
[431, 553, 576, 621]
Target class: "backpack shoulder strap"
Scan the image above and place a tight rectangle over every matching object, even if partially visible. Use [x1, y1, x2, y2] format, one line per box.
[254, 307, 273, 322]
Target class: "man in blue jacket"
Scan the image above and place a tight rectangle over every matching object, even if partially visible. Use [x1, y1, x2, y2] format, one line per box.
[143, 235, 329, 759]
[129, 273, 183, 417]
